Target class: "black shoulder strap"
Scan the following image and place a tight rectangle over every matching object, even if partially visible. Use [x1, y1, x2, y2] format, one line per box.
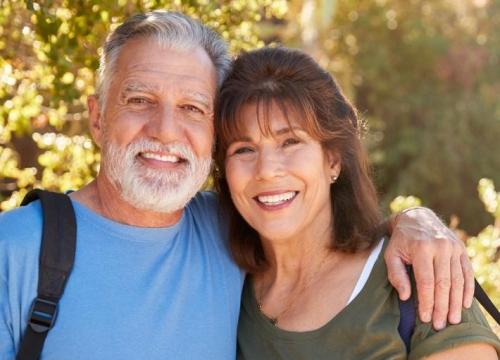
[398, 265, 416, 352]
[399, 274, 500, 353]
[16, 190, 77, 360]
[474, 279, 500, 324]
[398, 291, 416, 351]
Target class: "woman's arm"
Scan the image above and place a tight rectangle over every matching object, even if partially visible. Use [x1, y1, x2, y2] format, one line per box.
[423, 342, 498, 360]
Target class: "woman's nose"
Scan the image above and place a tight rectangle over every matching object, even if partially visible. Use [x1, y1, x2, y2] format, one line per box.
[255, 148, 285, 181]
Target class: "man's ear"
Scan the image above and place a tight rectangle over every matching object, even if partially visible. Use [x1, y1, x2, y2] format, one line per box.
[88, 95, 103, 147]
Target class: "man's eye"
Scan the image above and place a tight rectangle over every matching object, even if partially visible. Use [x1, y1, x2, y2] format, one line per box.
[182, 104, 203, 114]
[128, 97, 150, 104]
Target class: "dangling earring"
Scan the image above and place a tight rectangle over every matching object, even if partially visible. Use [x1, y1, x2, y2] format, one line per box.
[330, 174, 338, 184]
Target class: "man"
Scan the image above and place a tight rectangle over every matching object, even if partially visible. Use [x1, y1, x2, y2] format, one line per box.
[0, 11, 474, 359]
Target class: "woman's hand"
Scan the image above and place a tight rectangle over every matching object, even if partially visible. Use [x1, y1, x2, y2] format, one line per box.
[384, 207, 475, 330]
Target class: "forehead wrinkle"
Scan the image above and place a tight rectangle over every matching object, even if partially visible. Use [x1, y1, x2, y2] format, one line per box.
[126, 62, 175, 75]
[122, 80, 159, 93]
[126, 63, 213, 84]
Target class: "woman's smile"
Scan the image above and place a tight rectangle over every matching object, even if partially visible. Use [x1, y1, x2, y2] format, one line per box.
[253, 191, 298, 210]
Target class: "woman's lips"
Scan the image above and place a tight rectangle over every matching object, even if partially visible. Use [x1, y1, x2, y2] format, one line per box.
[253, 191, 298, 210]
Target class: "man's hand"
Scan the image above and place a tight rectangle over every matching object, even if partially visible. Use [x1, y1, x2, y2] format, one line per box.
[384, 207, 475, 330]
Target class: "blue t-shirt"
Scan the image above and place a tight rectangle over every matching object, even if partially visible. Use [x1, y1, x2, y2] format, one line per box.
[0, 191, 245, 360]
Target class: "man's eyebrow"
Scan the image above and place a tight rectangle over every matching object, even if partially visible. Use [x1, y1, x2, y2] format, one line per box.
[181, 90, 212, 107]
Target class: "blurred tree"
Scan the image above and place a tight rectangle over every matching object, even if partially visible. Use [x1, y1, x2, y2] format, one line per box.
[389, 194, 421, 213]
[468, 178, 500, 308]
[0, 0, 287, 209]
[281, 0, 500, 233]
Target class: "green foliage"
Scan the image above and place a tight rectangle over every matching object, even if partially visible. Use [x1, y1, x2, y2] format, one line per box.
[389, 195, 421, 213]
[467, 179, 500, 307]
[467, 178, 499, 334]
[0, 0, 287, 210]
[351, 0, 500, 233]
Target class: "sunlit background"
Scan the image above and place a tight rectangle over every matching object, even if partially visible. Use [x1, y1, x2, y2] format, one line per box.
[0, 0, 498, 331]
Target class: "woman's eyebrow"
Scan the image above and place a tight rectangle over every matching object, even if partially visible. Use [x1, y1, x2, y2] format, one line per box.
[229, 136, 252, 143]
[228, 127, 303, 145]
[274, 126, 302, 136]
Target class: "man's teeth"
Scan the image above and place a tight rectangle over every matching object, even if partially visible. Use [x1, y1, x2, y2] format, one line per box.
[257, 192, 296, 205]
[141, 152, 181, 163]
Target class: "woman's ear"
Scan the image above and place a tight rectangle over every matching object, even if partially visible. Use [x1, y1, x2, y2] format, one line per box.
[88, 95, 103, 147]
[327, 150, 342, 177]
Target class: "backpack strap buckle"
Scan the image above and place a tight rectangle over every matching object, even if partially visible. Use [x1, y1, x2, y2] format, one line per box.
[28, 297, 58, 333]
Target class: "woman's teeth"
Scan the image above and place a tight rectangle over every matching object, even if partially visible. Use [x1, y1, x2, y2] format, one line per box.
[257, 192, 296, 205]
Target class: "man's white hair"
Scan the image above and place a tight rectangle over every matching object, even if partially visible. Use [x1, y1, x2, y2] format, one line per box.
[97, 10, 231, 110]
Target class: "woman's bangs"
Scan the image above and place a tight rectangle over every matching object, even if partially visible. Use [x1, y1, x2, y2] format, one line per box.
[251, 94, 322, 141]
[219, 88, 324, 155]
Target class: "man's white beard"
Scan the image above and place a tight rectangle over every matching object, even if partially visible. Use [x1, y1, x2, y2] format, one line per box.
[101, 137, 212, 213]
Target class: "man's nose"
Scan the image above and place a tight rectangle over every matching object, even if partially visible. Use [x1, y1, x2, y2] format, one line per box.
[146, 106, 184, 143]
[255, 148, 285, 181]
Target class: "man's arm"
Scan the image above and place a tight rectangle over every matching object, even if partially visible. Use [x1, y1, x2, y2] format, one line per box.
[384, 207, 475, 330]
[0, 275, 15, 359]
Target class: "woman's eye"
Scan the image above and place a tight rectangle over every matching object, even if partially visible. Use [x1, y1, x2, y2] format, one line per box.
[233, 146, 254, 155]
[283, 137, 300, 147]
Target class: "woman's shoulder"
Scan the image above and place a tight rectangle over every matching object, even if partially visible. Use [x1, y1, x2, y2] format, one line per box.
[408, 285, 500, 359]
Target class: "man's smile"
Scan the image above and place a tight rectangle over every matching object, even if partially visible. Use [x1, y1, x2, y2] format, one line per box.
[138, 151, 188, 168]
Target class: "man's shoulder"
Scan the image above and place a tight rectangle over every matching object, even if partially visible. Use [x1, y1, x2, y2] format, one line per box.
[185, 191, 231, 247]
[187, 190, 221, 215]
[0, 200, 43, 254]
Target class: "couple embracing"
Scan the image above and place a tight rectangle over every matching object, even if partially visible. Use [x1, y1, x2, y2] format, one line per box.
[1, 10, 498, 360]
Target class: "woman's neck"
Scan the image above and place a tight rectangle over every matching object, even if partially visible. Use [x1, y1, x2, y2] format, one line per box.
[258, 215, 334, 285]
[258, 236, 333, 287]
[253, 225, 371, 331]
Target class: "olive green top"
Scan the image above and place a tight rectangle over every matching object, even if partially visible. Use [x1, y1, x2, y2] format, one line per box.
[237, 241, 500, 360]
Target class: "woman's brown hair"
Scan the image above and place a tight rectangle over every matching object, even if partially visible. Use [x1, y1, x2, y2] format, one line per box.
[214, 46, 382, 273]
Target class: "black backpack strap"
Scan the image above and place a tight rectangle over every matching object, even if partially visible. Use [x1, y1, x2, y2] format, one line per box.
[474, 279, 500, 325]
[16, 189, 77, 360]
[398, 293, 416, 351]
[399, 273, 500, 353]
[398, 266, 416, 351]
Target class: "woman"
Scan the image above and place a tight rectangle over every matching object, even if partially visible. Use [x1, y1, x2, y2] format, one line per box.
[214, 47, 499, 359]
